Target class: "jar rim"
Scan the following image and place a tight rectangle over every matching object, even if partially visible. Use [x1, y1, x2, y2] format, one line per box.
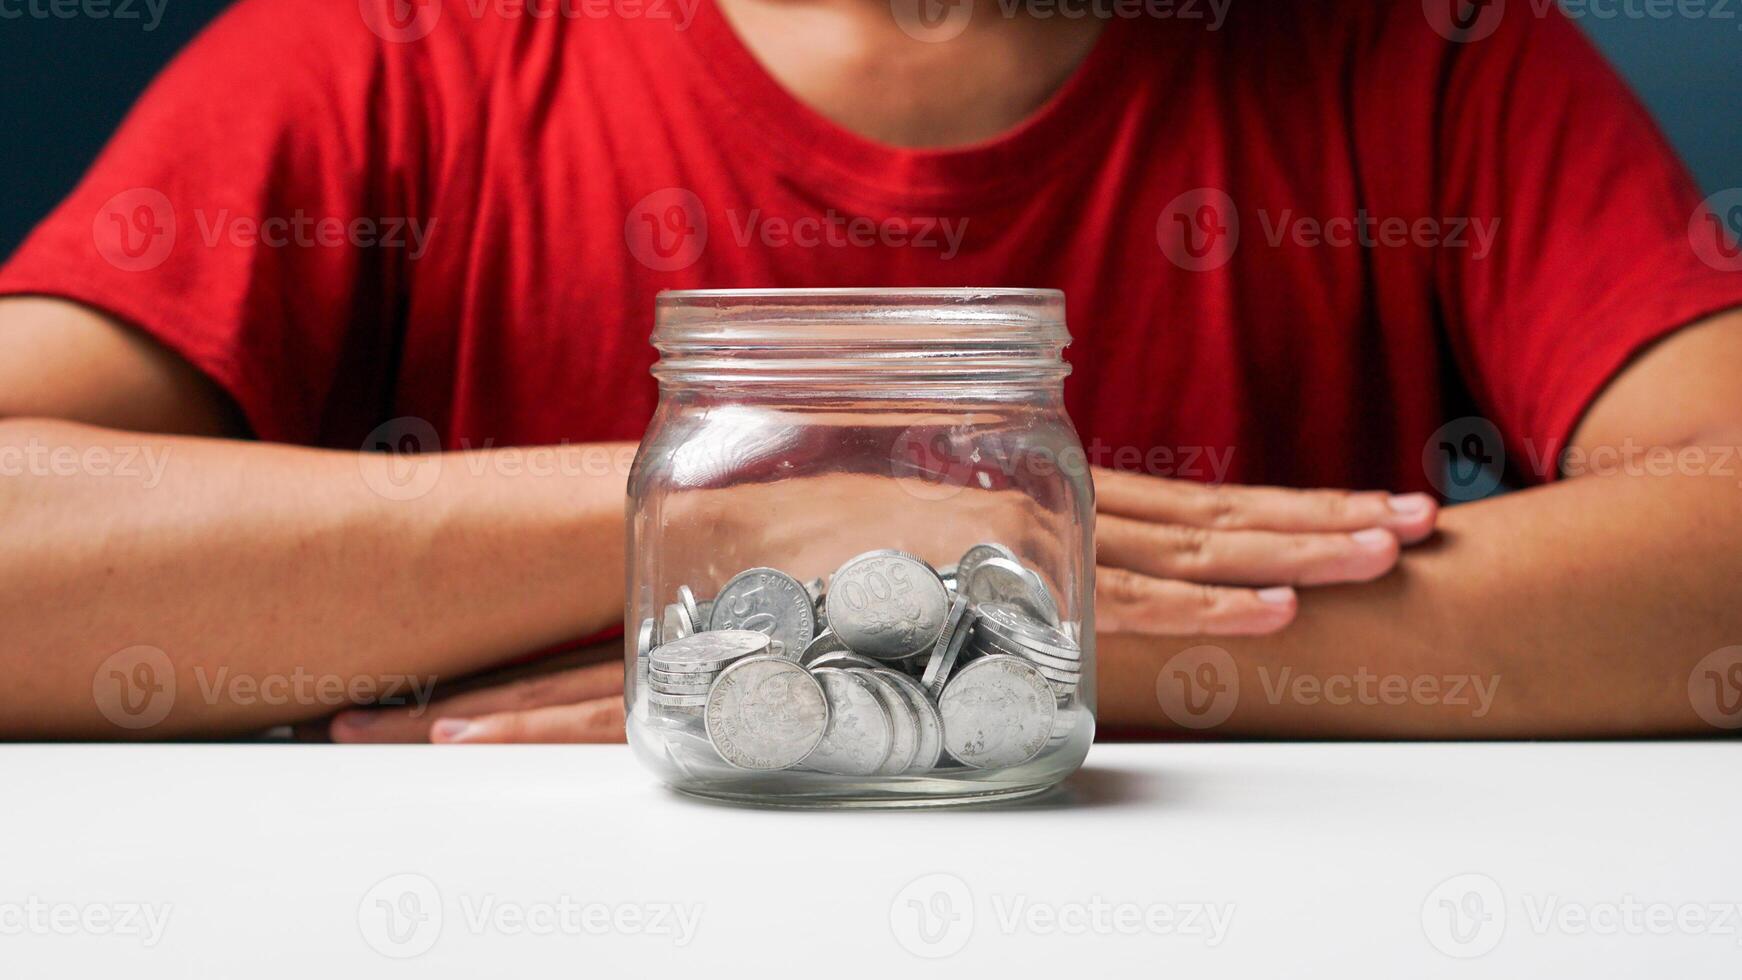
[654, 287, 1068, 348]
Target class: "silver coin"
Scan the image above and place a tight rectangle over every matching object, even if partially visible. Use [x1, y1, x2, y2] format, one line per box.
[696, 599, 715, 624]
[826, 550, 950, 661]
[704, 655, 830, 770]
[635, 617, 655, 702]
[1028, 662, 1082, 685]
[975, 602, 1080, 659]
[921, 596, 976, 699]
[1024, 664, 1080, 685]
[805, 667, 894, 776]
[650, 629, 770, 673]
[649, 690, 710, 708]
[677, 585, 703, 632]
[853, 669, 918, 776]
[938, 655, 1056, 770]
[806, 650, 882, 671]
[1050, 705, 1083, 740]
[804, 577, 826, 603]
[650, 667, 720, 687]
[661, 601, 695, 643]
[962, 555, 1061, 626]
[709, 567, 818, 655]
[649, 677, 714, 696]
[798, 629, 851, 666]
[973, 631, 1082, 673]
[876, 669, 944, 773]
[956, 542, 1020, 590]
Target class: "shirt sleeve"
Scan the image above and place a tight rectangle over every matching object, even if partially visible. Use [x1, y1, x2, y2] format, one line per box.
[0, 0, 414, 445]
[1432, 6, 1742, 479]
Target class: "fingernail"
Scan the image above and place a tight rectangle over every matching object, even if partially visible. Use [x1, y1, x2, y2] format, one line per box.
[1257, 586, 1295, 605]
[333, 710, 375, 730]
[431, 719, 475, 742]
[1352, 527, 1394, 549]
[1387, 493, 1434, 517]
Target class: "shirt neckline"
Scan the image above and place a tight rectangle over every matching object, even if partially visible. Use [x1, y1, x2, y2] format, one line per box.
[681, 0, 1135, 210]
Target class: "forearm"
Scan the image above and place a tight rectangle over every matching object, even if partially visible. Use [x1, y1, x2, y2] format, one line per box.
[0, 419, 631, 738]
[1100, 467, 1742, 737]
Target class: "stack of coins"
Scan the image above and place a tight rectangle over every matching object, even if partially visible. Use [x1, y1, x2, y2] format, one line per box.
[646, 630, 771, 709]
[634, 543, 1083, 774]
[966, 601, 1082, 700]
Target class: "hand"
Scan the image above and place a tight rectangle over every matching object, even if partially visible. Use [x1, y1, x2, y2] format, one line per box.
[1093, 468, 1437, 636]
[328, 652, 625, 744]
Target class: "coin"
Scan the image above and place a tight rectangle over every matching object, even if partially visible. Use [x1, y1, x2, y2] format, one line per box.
[955, 542, 1019, 590]
[650, 629, 770, 673]
[696, 599, 715, 624]
[807, 650, 882, 671]
[635, 617, 655, 702]
[1050, 705, 1084, 742]
[854, 669, 918, 775]
[649, 690, 711, 708]
[805, 668, 894, 776]
[826, 550, 950, 661]
[921, 595, 976, 699]
[649, 677, 714, 696]
[662, 601, 695, 643]
[677, 585, 703, 632]
[650, 667, 720, 687]
[962, 555, 1061, 625]
[704, 655, 829, 770]
[938, 655, 1056, 769]
[976, 602, 1079, 659]
[876, 669, 944, 773]
[709, 567, 818, 655]
[973, 631, 1082, 673]
[798, 629, 851, 666]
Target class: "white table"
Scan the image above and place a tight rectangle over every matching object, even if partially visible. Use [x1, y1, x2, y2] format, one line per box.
[2, 742, 1737, 976]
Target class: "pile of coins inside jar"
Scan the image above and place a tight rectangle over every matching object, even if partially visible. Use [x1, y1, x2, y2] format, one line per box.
[636, 544, 1083, 774]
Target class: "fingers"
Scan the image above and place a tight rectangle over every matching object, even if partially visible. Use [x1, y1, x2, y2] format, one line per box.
[1097, 513, 1401, 587]
[1094, 468, 1438, 544]
[331, 661, 623, 743]
[1096, 565, 1298, 636]
[430, 698, 627, 744]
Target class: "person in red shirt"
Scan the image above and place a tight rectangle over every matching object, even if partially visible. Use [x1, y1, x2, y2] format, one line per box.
[1, 0, 1739, 740]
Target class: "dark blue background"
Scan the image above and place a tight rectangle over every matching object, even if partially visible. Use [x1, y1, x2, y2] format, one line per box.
[1, 2, 1738, 254]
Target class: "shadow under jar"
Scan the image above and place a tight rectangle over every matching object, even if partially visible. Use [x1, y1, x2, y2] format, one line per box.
[626, 288, 1095, 807]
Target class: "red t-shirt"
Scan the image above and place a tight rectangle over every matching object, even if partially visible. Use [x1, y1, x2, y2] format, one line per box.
[4, 0, 1740, 492]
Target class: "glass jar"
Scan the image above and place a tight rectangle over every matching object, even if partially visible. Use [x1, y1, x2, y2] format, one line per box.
[625, 288, 1094, 807]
